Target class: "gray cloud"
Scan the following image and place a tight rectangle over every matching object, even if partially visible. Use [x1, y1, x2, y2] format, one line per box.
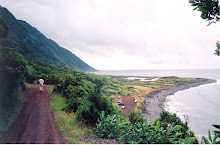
[2, 0, 220, 70]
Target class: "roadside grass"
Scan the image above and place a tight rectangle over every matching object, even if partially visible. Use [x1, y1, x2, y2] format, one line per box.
[48, 85, 54, 93]
[25, 83, 31, 89]
[50, 93, 67, 113]
[49, 92, 92, 143]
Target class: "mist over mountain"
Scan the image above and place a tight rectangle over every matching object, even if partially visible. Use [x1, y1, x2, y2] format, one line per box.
[0, 6, 95, 72]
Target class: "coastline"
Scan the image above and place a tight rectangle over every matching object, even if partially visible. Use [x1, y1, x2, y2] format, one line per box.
[143, 78, 216, 121]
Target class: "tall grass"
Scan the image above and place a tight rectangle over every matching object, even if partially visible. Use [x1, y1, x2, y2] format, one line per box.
[49, 93, 92, 143]
[50, 93, 67, 113]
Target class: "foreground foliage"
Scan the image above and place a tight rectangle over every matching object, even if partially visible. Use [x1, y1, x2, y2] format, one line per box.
[202, 124, 220, 144]
[95, 112, 197, 144]
[155, 111, 197, 141]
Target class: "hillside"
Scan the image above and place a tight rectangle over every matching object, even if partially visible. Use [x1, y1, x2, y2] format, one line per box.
[0, 6, 95, 72]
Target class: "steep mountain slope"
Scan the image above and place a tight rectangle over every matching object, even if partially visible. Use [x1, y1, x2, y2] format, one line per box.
[0, 6, 95, 72]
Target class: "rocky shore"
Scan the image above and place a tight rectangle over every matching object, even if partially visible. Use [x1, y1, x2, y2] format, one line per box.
[143, 78, 216, 122]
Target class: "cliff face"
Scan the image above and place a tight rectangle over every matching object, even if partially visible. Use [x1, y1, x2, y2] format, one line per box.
[0, 6, 95, 72]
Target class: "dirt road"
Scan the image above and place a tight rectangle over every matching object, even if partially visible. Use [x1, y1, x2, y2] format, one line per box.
[0, 85, 66, 144]
[119, 90, 150, 118]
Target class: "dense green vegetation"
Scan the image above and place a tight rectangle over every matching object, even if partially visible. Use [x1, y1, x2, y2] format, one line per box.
[53, 74, 117, 125]
[0, 46, 27, 135]
[154, 111, 197, 142]
[95, 111, 198, 144]
[0, 6, 94, 72]
[95, 109, 220, 144]
[25, 58, 77, 84]
[95, 110, 220, 144]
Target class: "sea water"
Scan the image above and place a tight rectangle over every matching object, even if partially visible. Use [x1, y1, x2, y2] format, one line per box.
[165, 81, 220, 138]
[94, 69, 220, 137]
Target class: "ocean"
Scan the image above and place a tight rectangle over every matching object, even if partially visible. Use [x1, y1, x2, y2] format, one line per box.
[93, 69, 220, 138]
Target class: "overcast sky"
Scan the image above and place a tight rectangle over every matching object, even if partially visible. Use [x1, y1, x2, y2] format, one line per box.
[1, 0, 220, 70]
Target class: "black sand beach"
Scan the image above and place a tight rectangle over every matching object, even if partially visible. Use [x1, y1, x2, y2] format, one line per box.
[143, 78, 216, 121]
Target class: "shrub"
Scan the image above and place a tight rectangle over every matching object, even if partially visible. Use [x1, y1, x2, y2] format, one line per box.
[75, 79, 117, 125]
[95, 111, 127, 139]
[154, 111, 196, 140]
[54, 75, 117, 125]
[118, 121, 196, 144]
[63, 85, 87, 112]
[76, 100, 100, 125]
[129, 109, 144, 125]
[95, 113, 197, 144]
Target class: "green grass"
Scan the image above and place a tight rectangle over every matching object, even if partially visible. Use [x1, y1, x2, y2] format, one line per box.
[50, 93, 67, 113]
[49, 92, 92, 143]
[105, 88, 120, 94]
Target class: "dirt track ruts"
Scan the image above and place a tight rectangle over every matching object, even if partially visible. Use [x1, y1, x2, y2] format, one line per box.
[0, 85, 66, 144]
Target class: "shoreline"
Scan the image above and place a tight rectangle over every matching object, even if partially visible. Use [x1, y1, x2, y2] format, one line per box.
[143, 78, 216, 121]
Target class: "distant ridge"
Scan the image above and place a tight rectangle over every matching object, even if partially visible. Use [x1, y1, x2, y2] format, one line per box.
[0, 6, 95, 72]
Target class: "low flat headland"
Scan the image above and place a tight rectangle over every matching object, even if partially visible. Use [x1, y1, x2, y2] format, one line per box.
[100, 75, 216, 120]
[143, 78, 216, 121]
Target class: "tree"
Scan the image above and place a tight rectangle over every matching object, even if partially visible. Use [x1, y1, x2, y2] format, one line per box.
[215, 40, 220, 56]
[189, 0, 220, 56]
[189, 0, 220, 26]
